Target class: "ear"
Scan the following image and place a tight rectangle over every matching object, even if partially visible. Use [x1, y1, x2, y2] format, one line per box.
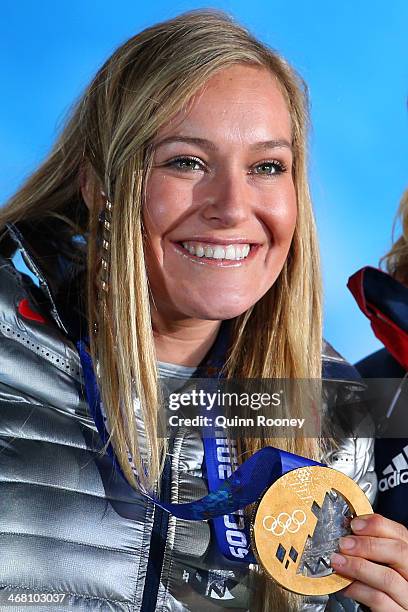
[79, 164, 104, 212]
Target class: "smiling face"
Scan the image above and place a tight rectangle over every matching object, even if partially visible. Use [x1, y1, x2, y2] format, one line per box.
[143, 64, 297, 323]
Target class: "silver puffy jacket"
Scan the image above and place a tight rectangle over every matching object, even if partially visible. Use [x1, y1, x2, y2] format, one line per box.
[0, 224, 377, 611]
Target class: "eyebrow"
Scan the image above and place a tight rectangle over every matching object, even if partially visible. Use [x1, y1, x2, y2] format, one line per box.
[153, 136, 292, 152]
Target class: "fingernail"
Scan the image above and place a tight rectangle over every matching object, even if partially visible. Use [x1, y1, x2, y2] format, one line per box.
[339, 536, 355, 550]
[330, 553, 346, 567]
[351, 518, 366, 532]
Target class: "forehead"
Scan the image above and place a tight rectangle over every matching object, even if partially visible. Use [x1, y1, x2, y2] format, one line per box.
[155, 64, 292, 145]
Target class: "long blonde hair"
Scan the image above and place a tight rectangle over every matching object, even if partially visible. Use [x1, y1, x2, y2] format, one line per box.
[382, 188, 408, 283]
[0, 10, 322, 610]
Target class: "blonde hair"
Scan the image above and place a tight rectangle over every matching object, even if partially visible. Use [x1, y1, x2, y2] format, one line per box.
[0, 10, 322, 610]
[382, 188, 408, 283]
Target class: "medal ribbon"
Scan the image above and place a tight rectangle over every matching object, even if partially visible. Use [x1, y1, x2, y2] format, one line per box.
[77, 339, 321, 563]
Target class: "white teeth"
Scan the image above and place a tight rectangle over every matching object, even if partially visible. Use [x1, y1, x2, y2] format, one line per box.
[225, 245, 236, 260]
[181, 242, 252, 261]
[213, 246, 225, 259]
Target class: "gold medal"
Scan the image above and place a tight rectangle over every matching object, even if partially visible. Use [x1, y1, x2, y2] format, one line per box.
[251, 465, 373, 596]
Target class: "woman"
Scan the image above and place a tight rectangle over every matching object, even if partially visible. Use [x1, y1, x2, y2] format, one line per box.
[0, 10, 406, 612]
[349, 189, 408, 529]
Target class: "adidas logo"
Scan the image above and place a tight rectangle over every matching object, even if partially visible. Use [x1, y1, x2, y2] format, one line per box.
[378, 444, 408, 492]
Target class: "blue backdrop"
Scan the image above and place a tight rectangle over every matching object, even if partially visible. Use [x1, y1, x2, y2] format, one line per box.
[1, 0, 407, 363]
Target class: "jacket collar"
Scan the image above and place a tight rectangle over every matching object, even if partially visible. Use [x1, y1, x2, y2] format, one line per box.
[348, 266, 408, 370]
[5, 222, 87, 340]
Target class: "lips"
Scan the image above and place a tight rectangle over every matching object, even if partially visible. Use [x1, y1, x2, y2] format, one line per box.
[180, 241, 251, 260]
[172, 240, 260, 266]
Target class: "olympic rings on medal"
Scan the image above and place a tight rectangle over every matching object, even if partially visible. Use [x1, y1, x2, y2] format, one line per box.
[262, 510, 307, 536]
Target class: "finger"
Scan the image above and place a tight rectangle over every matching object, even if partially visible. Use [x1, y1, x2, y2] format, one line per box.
[330, 553, 408, 609]
[342, 581, 405, 612]
[351, 513, 408, 544]
[339, 535, 408, 580]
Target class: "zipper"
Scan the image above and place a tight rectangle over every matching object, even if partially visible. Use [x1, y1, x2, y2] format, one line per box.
[140, 457, 172, 612]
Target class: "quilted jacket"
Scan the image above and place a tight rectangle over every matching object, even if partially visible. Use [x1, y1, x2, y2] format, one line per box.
[0, 223, 377, 611]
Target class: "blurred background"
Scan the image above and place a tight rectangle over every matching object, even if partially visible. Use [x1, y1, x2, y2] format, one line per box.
[1, 0, 407, 363]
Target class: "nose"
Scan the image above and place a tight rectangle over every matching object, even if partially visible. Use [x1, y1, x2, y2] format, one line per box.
[199, 169, 252, 228]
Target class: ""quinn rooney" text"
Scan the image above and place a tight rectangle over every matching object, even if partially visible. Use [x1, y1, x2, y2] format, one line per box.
[168, 415, 305, 429]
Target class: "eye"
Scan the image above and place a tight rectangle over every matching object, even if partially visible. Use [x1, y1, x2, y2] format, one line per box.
[252, 160, 287, 176]
[166, 156, 206, 172]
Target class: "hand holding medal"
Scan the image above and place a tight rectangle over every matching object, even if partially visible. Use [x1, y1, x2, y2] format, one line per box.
[252, 466, 408, 610]
[332, 513, 408, 611]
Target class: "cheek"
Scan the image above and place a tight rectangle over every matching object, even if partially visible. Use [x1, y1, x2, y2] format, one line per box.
[143, 179, 170, 240]
[284, 196, 297, 240]
[143, 175, 193, 243]
[265, 189, 297, 246]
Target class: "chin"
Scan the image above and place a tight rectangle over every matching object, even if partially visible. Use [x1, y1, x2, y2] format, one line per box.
[181, 297, 259, 321]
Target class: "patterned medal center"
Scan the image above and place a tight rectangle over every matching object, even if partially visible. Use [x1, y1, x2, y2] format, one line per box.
[271, 489, 352, 577]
